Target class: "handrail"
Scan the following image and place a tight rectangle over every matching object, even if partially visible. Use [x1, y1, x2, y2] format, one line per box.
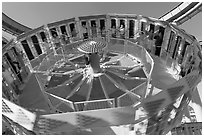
[2, 13, 32, 36]
[159, 2, 199, 23]
[74, 98, 114, 104]
[159, 2, 183, 19]
[2, 36, 9, 44]
[175, 3, 202, 25]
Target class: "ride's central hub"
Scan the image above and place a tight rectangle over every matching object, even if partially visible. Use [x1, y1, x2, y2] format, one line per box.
[77, 40, 106, 74]
[36, 38, 153, 111]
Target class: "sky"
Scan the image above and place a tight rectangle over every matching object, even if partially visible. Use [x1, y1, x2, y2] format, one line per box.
[2, 2, 179, 28]
[2, 1, 202, 121]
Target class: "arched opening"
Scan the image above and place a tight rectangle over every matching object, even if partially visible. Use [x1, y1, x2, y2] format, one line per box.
[69, 23, 77, 37]
[99, 19, 105, 37]
[129, 20, 135, 38]
[90, 20, 97, 37]
[31, 35, 42, 55]
[21, 40, 34, 60]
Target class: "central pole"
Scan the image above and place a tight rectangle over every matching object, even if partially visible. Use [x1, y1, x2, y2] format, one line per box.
[89, 53, 101, 73]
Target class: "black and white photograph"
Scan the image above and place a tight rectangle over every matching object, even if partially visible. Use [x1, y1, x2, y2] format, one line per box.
[2, 1, 202, 135]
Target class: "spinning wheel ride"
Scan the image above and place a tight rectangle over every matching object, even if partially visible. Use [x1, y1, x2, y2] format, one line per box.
[2, 13, 202, 135]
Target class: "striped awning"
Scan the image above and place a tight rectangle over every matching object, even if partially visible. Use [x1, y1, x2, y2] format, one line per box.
[77, 40, 106, 53]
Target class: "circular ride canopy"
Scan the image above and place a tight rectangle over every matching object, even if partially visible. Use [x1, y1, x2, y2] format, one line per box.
[36, 38, 153, 112]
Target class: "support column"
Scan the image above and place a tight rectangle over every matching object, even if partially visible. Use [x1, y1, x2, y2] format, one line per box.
[43, 24, 57, 55]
